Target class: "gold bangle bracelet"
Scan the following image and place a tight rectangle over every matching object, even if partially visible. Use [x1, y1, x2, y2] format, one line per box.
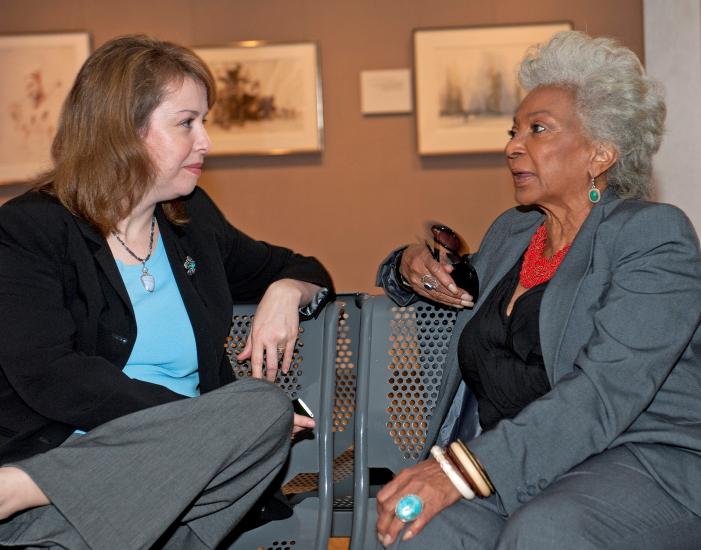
[449, 441, 491, 497]
[446, 444, 481, 495]
[455, 440, 495, 494]
[455, 439, 495, 494]
[463, 442, 496, 494]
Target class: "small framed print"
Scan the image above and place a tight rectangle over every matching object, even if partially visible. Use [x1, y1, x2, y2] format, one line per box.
[360, 69, 412, 115]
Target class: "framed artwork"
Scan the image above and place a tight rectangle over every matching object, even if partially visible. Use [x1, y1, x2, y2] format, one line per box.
[194, 41, 324, 155]
[414, 22, 571, 155]
[0, 32, 90, 184]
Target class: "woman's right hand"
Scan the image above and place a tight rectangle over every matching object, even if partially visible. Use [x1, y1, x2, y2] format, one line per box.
[376, 458, 461, 546]
[399, 244, 474, 308]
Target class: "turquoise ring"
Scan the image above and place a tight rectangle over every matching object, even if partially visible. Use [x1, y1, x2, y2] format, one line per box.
[394, 494, 423, 523]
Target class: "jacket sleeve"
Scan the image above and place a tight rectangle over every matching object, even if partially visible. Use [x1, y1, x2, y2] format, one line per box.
[0, 197, 185, 432]
[468, 203, 701, 513]
[375, 246, 418, 306]
[192, 189, 335, 315]
[375, 210, 517, 307]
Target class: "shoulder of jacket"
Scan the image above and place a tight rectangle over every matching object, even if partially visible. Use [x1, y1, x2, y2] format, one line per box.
[2, 187, 60, 210]
[0, 190, 78, 263]
[603, 198, 693, 232]
[599, 199, 699, 259]
[0, 189, 71, 230]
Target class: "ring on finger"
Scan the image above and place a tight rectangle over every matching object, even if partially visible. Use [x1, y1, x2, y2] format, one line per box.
[420, 274, 439, 291]
[394, 494, 423, 523]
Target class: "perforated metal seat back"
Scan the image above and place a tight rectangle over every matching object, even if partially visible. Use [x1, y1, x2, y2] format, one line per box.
[226, 302, 337, 550]
[333, 294, 361, 453]
[350, 295, 458, 550]
[366, 295, 458, 471]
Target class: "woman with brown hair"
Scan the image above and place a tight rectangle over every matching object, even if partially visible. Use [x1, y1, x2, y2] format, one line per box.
[0, 35, 333, 548]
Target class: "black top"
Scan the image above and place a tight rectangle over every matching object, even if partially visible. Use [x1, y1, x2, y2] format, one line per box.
[458, 257, 551, 431]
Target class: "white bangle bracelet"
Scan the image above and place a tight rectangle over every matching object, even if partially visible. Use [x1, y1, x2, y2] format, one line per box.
[431, 445, 475, 500]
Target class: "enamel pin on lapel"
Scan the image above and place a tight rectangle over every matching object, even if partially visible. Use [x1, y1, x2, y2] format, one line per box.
[184, 256, 196, 276]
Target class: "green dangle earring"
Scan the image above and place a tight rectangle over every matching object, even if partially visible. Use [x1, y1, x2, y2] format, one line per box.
[588, 176, 601, 203]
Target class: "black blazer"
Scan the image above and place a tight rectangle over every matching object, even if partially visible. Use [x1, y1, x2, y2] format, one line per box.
[0, 187, 333, 462]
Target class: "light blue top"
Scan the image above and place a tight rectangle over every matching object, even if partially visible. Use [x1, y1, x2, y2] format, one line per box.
[116, 235, 199, 397]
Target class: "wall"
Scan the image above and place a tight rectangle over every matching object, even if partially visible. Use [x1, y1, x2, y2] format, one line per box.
[643, 0, 701, 232]
[0, 0, 643, 292]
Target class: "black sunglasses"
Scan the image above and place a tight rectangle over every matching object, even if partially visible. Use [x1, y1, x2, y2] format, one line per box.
[426, 222, 480, 301]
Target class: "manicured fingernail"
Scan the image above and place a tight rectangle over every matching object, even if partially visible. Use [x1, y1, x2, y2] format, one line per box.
[383, 534, 392, 546]
[461, 300, 473, 307]
[460, 293, 471, 301]
[448, 283, 458, 294]
[378, 533, 384, 545]
[402, 529, 414, 541]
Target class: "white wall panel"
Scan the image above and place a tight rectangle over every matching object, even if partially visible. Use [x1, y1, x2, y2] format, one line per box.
[644, 0, 701, 232]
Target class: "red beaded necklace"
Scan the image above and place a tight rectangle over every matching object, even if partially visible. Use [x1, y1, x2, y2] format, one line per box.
[519, 225, 571, 289]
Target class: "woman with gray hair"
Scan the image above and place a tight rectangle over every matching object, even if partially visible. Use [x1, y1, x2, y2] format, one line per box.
[375, 30, 701, 548]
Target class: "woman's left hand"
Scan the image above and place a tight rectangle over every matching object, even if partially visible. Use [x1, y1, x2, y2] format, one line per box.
[237, 279, 308, 382]
[292, 413, 315, 435]
[376, 458, 461, 546]
[237, 278, 321, 435]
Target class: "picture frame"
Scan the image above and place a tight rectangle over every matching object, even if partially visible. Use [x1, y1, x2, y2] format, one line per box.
[413, 22, 572, 155]
[0, 32, 90, 184]
[194, 41, 324, 156]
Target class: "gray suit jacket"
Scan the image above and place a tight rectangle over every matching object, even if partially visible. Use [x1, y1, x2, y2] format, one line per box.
[380, 190, 701, 517]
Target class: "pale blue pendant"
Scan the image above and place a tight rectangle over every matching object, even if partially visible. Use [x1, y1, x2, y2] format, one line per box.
[140, 266, 155, 292]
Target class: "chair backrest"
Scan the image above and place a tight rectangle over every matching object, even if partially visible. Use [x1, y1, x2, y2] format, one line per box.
[351, 294, 458, 548]
[333, 293, 363, 456]
[330, 293, 366, 536]
[226, 301, 338, 550]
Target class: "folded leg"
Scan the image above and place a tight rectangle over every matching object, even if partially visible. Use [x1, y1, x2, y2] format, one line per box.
[0, 378, 292, 550]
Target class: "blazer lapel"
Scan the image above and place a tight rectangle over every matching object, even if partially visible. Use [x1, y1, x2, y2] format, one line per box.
[156, 209, 222, 392]
[539, 192, 618, 383]
[75, 218, 133, 313]
[474, 208, 545, 305]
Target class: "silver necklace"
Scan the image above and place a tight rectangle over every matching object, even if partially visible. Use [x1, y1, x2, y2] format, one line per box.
[112, 216, 157, 292]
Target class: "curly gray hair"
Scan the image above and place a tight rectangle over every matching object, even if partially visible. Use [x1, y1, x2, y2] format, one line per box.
[518, 30, 665, 199]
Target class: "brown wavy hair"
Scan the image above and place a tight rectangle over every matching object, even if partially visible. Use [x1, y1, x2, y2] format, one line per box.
[36, 35, 216, 234]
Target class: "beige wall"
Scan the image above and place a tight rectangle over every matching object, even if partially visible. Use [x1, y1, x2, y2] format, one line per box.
[0, 0, 643, 292]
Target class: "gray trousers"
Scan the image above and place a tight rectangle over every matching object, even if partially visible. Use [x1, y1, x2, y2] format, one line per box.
[0, 378, 293, 550]
[388, 445, 701, 549]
